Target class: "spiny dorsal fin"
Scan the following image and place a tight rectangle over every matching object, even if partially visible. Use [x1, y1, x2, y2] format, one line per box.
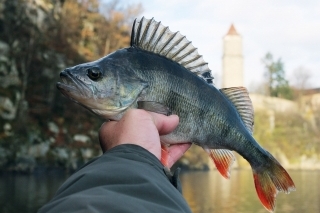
[220, 87, 254, 133]
[130, 17, 213, 85]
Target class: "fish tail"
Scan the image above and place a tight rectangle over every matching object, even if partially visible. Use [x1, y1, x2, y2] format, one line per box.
[252, 151, 296, 212]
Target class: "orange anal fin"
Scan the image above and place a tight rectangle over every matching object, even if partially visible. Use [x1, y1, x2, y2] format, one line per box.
[161, 144, 169, 167]
[205, 148, 235, 179]
[253, 155, 296, 212]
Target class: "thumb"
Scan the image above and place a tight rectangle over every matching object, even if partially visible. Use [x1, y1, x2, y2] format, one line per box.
[149, 112, 179, 135]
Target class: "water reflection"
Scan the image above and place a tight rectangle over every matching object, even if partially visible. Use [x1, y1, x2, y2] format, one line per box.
[0, 172, 68, 213]
[0, 170, 318, 213]
[180, 170, 320, 213]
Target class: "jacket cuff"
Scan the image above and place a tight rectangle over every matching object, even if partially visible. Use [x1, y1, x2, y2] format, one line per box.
[106, 144, 183, 192]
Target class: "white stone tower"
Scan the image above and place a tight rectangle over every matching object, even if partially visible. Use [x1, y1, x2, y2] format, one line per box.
[222, 24, 244, 88]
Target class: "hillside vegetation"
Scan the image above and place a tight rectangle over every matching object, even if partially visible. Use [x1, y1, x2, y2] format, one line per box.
[0, 0, 141, 172]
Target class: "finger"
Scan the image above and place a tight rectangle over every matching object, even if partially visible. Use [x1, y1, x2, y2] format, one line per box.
[149, 112, 179, 135]
[99, 121, 117, 151]
[166, 143, 192, 168]
[99, 121, 117, 143]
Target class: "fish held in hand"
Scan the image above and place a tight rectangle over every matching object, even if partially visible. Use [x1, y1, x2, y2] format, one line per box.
[57, 17, 295, 212]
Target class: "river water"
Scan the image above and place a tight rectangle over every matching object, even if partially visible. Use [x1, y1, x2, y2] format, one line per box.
[180, 170, 319, 213]
[0, 170, 318, 213]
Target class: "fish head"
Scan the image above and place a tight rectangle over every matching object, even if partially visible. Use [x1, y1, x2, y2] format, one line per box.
[56, 56, 148, 120]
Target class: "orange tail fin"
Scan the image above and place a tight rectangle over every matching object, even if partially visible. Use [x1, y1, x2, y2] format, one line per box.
[253, 154, 296, 212]
[160, 144, 169, 167]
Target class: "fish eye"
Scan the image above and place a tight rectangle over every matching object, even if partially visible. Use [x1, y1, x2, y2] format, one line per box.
[87, 68, 102, 81]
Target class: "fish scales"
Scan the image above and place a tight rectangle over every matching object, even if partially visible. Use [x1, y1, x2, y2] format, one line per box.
[57, 17, 295, 212]
[134, 53, 235, 146]
[124, 48, 239, 146]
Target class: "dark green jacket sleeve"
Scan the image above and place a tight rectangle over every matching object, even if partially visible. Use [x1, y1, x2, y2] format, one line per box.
[38, 144, 192, 213]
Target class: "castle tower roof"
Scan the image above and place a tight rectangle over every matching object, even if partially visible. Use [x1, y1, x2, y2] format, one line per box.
[226, 24, 239, 35]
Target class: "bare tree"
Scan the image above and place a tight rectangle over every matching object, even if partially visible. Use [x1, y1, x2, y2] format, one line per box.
[99, 0, 143, 55]
[291, 66, 312, 97]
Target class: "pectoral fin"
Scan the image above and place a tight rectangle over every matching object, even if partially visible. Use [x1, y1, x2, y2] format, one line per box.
[205, 148, 235, 179]
[137, 101, 172, 116]
[161, 144, 169, 167]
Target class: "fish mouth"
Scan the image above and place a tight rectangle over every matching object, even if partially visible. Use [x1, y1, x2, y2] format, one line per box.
[56, 82, 78, 101]
[57, 70, 76, 90]
[56, 70, 91, 97]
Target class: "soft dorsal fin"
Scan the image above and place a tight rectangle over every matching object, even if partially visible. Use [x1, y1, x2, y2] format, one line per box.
[130, 17, 213, 85]
[220, 87, 254, 133]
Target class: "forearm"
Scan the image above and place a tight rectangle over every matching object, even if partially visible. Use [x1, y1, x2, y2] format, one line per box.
[38, 144, 191, 213]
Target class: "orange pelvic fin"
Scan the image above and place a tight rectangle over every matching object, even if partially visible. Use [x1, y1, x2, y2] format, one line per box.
[160, 144, 169, 167]
[205, 148, 235, 179]
[253, 154, 296, 212]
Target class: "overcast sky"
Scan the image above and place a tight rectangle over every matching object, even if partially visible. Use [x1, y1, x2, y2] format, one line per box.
[111, 0, 320, 89]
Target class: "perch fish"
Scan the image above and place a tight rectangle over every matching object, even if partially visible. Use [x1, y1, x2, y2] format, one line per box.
[57, 17, 295, 212]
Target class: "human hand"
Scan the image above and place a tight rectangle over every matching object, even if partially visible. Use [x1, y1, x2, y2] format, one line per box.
[99, 109, 191, 168]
